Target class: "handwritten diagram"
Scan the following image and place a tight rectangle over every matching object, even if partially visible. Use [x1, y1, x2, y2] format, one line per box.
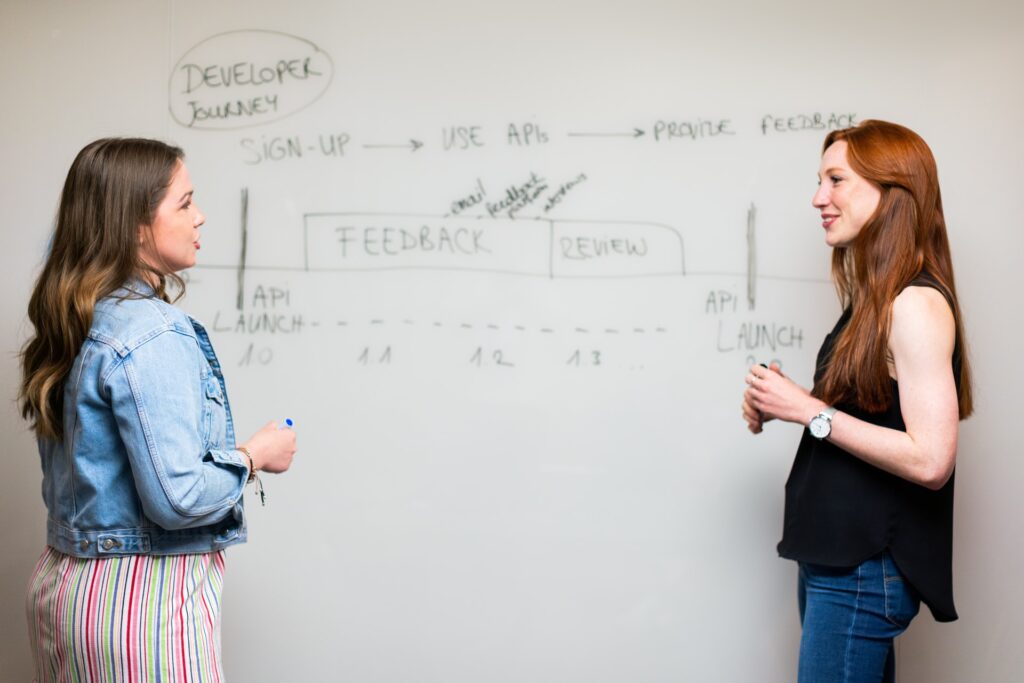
[172, 29, 830, 373]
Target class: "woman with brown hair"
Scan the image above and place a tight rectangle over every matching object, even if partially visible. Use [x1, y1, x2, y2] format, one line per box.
[742, 120, 972, 682]
[20, 138, 296, 680]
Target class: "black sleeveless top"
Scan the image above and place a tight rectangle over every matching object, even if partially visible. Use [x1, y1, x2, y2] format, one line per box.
[777, 280, 961, 622]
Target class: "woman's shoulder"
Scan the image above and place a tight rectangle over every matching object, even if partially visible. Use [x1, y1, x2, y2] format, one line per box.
[91, 289, 193, 354]
[894, 283, 952, 314]
[890, 285, 955, 347]
[904, 272, 955, 306]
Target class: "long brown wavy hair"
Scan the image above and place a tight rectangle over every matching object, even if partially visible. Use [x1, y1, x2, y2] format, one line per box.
[20, 138, 186, 440]
[812, 120, 972, 418]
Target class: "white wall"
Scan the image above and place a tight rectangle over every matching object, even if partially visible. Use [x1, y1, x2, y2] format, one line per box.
[1, 1, 1021, 680]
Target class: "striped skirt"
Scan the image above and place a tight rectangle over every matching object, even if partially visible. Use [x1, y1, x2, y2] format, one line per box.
[26, 546, 226, 682]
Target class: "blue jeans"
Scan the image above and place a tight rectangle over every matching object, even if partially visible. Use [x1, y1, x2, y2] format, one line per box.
[798, 552, 921, 683]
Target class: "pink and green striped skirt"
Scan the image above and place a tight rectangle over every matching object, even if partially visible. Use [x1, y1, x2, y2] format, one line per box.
[26, 546, 226, 682]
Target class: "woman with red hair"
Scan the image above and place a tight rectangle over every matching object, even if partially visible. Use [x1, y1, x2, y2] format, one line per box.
[742, 120, 972, 682]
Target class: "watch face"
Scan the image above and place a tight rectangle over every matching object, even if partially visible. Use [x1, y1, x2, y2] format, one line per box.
[809, 415, 831, 439]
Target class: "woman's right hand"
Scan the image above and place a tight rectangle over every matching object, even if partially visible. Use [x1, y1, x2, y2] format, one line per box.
[741, 391, 765, 434]
[239, 421, 297, 474]
[741, 362, 784, 434]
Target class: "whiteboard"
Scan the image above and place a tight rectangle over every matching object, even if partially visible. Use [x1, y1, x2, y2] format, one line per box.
[1, 1, 1022, 681]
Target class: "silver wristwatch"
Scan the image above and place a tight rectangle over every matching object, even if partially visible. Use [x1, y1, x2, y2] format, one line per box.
[808, 407, 838, 440]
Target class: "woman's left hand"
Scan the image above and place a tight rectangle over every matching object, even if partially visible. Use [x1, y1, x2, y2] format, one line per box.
[743, 363, 825, 428]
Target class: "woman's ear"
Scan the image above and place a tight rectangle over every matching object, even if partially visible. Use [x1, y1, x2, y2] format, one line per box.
[137, 225, 153, 265]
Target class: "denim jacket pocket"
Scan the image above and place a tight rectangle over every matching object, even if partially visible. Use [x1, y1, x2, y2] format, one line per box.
[204, 377, 227, 448]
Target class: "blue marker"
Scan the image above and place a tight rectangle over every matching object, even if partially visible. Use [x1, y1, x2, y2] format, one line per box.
[279, 418, 294, 429]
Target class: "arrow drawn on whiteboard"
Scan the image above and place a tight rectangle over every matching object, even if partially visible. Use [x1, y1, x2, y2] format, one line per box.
[362, 139, 424, 151]
[567, 128, 645, 138]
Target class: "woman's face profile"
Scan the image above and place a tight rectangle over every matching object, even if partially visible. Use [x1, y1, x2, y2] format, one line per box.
[140, 162, 205, 274]
[812, 141, 881, 248]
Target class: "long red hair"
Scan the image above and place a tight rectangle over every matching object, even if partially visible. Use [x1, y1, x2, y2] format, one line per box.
[813, 120, 972, 418]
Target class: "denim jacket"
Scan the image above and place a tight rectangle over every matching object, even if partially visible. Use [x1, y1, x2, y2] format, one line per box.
[39, 283, 248, 557]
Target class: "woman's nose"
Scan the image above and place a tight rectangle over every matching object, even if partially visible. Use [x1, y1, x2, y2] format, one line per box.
[811, 184, 829, 208]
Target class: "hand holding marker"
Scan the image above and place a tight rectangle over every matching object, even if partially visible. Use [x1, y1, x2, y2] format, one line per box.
[745, 362, 783, 433]
[245, 419, 294, 505]
[261, 419, 294, 504]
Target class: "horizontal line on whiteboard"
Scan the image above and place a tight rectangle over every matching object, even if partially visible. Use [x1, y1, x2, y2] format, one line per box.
[685, 270, 830, 284]
[194, 264, 823, 283]
[193, 264, 309, 272]
[191, 263, 687, 278]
